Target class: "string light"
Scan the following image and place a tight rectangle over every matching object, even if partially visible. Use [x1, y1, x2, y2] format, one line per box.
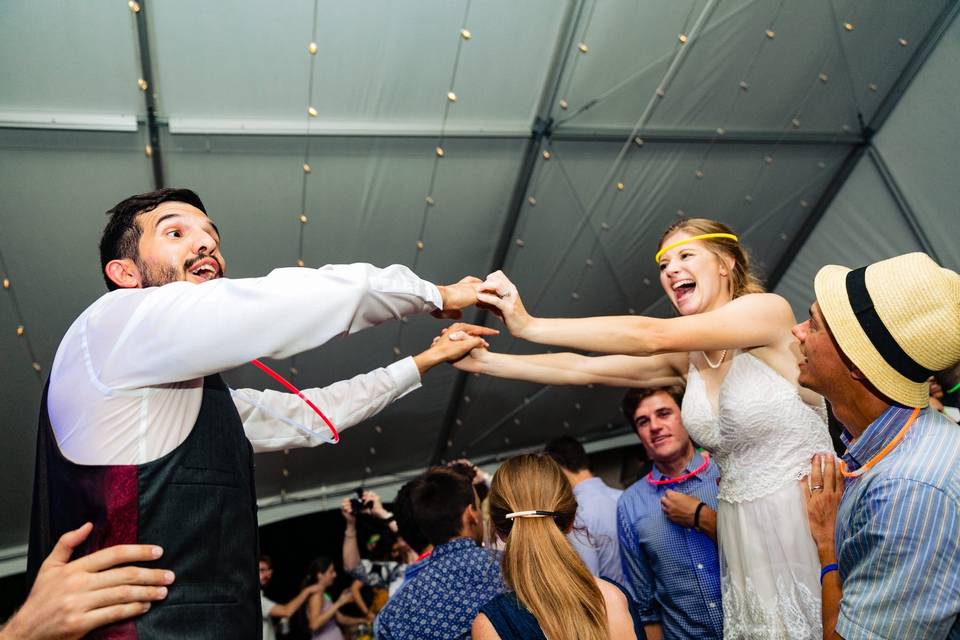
[678, 34, 688, 44]
[127, 0, 140, 13]
[460, 28, 471, 40]
[303, 163, 311, 173]
[447, 91, 457, 102]
[137, 78, 148, 91]
[843, 22, 854, 31]
[898, 38, 908, 47]
[299, 214, 308, 224]
[0, 255, 42, 380]
[307, 106, 318, 117]
[559, 99, 568, 110]
[308, 42, 318, 55]
[577, 42, 589, 53]
[542, 150, 551, 160]
[457, 0, 867, 457]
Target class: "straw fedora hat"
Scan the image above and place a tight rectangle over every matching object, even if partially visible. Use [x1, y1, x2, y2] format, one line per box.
[814, 252, 960, 408]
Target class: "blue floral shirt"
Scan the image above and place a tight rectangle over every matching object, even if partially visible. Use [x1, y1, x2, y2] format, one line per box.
[375, 537, 505, 640]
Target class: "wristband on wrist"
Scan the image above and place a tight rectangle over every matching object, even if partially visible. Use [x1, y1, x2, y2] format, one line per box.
[693, 502, 707, 531]
[820, 563, 839, 584]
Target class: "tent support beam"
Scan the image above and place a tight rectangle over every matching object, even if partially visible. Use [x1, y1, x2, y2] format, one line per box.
[134, 0, 165, 189]
[867, 146, 940, 261]
[766, 142, 868, 290]
[766, 3, 958, 290]
[865, 1, 959, 136]
[429, 0, 586, 466]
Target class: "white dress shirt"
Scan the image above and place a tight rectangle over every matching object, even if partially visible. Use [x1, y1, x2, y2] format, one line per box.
[47, 263, 442, 465]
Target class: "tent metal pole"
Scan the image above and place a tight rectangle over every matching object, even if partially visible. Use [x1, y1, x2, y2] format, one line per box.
[134, 0, 165, 189]
[865, 1, 960, 136]
[766, 2, 958, 290]
[867, 146, 940, 261]
[429, 0, 586, 465]
[765, 141, 868, 290]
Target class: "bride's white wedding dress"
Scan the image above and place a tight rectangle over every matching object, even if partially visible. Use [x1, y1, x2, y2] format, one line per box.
[683, 351, 834, 639]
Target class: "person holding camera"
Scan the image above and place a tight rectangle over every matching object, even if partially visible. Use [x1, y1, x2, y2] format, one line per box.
[341, 491, 412, 600]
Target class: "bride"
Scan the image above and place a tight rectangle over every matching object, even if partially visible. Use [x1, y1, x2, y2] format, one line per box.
[455, 218, 832, 639]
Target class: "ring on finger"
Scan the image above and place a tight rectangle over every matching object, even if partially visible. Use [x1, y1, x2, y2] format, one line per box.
[811, 484, 824, 491]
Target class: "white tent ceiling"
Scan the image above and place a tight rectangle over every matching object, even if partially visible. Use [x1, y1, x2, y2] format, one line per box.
[1, 0, 957, 573]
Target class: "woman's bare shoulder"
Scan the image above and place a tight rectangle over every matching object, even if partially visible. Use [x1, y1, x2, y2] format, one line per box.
[595, 579, 638, 640]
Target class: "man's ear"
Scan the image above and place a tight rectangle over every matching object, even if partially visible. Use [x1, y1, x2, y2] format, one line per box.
[849, 367, 867, 381]
[105, 258, 142, 289]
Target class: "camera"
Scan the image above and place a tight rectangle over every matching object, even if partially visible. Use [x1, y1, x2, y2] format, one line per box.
[350, 487, 373, 515]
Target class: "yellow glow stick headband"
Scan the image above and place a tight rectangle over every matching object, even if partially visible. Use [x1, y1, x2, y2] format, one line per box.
[655, 233, 739, 264]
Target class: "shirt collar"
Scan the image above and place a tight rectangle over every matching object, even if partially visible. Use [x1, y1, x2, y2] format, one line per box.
[431, 537, 477, 559]
[650, 450, 706, 482]
[842, 404, 916, 472]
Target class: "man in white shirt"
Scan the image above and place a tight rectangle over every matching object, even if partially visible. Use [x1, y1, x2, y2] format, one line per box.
[26, 187, 493, 639]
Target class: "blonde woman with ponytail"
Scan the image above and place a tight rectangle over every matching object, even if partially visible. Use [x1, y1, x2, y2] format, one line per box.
[471, 454, 642, 640]
[443, 218, 833, 639]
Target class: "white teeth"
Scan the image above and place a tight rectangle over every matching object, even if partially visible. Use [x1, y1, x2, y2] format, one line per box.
[672, 279, 694, 290]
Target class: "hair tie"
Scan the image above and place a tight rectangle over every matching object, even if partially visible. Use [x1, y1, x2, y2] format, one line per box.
[505, 510, 562, 520]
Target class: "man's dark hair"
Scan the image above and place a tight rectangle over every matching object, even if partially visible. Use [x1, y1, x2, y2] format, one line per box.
[447, 460, 489, 502]
[621, 385, 685, 424]
[543, 436, 589, 473]
[395, 477, 430, 554]
[258, 554, 272, 567]
[410, 467, 476, 547]
[99, 188, 207, 291]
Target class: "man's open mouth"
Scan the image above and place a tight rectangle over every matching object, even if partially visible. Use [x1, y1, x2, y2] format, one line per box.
[187, 257, 221, 281]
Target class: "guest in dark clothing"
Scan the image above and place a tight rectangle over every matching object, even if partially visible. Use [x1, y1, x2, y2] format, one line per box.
[375, 467, 504, 640]
[473, 454, 645, 640]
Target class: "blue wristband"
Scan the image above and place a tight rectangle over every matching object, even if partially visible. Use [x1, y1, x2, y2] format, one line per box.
[820, 563, 839, 584]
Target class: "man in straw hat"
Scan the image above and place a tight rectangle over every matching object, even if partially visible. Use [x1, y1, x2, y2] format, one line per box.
[793, 252, 960, 639]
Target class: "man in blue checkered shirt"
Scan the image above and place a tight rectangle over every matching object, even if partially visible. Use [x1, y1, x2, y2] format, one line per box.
[617, 386, 723, 640]
[375, 467, 505, 640]
[796, 253, 960, 639]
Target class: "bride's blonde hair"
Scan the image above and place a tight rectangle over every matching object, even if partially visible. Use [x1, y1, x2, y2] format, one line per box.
[658, 218, 765, 298]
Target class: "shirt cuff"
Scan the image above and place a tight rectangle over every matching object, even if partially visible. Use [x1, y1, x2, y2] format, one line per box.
[425, 283, 442, 311]
[387, 357, 422, 400]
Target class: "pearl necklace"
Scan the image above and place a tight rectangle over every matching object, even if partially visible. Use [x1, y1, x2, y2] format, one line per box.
[702, 349, 727, 368]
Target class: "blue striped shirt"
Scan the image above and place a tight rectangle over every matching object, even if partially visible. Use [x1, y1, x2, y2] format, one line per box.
[836, 405, 960, 640]
[616, 451, 723, 640]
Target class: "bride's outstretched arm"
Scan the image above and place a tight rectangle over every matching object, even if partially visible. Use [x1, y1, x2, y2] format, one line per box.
[452, 349, 685, 389]
[479, 270, 796, 356]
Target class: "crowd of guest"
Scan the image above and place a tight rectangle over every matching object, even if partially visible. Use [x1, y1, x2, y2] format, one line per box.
[253, 363, 959, 640]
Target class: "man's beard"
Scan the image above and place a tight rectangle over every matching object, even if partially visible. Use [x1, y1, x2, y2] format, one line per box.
[134, 257, 180, 288]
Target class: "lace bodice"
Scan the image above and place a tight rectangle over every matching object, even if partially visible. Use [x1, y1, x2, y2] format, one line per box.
[682, 352, 833, 503]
